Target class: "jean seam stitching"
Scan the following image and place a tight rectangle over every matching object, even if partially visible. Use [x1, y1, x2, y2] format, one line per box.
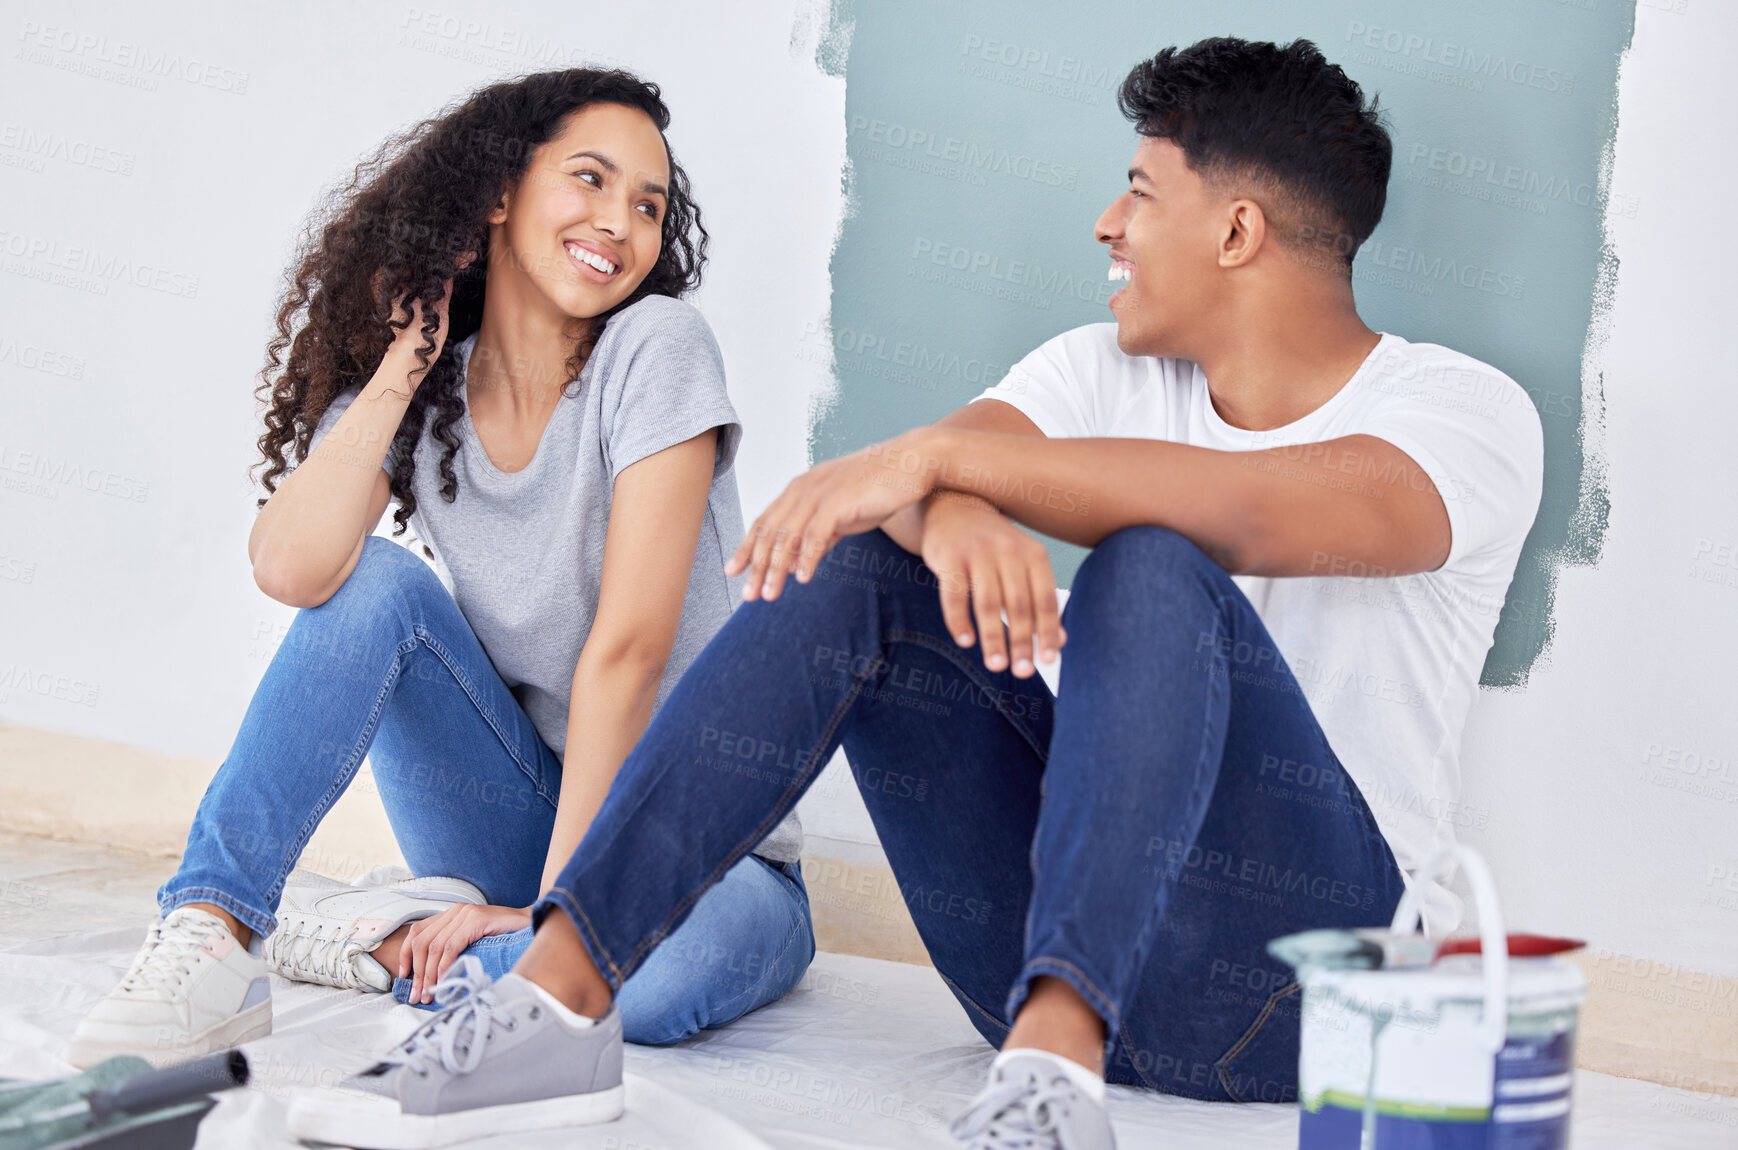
[543, 886, 628, 986]
[1016, 956, 1120, 1034]
[1052, 598, 1224, 1050]
[1115, 1019, 1161, 1090]
[936, 969, 1012, 1037]
[266, 639, 409, 927]
[414, 624, 557, 805]
[617, 666, 872, 973]
[884, 628, 1050, 761]
[166, 628, 409, 934]
[888, 623, 1054, 1009]
[159, 887, 274, 939]
[1214, 981, 1301, 1101]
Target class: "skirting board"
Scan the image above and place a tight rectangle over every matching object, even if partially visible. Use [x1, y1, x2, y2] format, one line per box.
[2, 720, 1731, 1098]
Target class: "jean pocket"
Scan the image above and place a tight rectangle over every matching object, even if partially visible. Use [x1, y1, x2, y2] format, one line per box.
[1212, 982, 1303, 1104]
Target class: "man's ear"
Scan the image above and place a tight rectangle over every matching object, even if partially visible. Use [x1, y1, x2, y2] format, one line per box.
[1218, 198, 1267, 269]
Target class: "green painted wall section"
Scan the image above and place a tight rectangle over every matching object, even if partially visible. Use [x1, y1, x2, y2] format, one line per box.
[812, 0, 1633, 686]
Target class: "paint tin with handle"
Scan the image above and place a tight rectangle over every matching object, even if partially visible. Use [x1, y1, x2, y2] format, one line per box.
[1269, 845, 1587, 1149]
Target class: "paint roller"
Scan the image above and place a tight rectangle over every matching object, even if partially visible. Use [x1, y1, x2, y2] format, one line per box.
[0, 1050, 247, 1150]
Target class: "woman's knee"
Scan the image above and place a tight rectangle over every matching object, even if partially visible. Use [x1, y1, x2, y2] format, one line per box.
[620, 998, 704, 1046]
[307, 536, 444, 624]
[615, 857, 813, 1044]
[615, 952, 711, 1045]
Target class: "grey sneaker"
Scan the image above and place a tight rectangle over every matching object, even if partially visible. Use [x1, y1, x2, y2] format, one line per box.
[949, 1053, 1117, 1150]
[265, 869, 485, 992]
[286, 956, 624, 1148]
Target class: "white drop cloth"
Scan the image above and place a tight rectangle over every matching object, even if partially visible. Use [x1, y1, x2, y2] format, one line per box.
[1, 928, 1731, 1149]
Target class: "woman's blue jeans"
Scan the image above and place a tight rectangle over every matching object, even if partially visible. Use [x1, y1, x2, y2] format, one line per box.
[535, 525, 1408, 1099]
[159, 535, 815, 1046]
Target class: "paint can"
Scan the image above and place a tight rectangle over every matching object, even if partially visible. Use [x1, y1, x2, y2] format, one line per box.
[1271, 846, 1587, 1149]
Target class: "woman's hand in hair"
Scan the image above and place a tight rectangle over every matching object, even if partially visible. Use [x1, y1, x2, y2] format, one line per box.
[376, 250, 477, 384]
[398, 900, 530, 1004]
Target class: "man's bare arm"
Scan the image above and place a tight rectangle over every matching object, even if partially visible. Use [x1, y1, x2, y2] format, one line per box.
[911, 416, 1451, 577]
[729, 404, 1452, 605]
[878, 400, 1045, 555]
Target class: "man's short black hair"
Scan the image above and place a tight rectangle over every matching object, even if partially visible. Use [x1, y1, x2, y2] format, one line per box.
[1117, 37, 1390, 272]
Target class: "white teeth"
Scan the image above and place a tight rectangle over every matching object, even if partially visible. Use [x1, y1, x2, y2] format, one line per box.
[565, 242, 617, 276]
[1107, 264, 1132, 282]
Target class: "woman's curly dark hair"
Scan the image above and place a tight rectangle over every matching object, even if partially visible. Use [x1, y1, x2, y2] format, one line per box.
[253, 68, 708, 535]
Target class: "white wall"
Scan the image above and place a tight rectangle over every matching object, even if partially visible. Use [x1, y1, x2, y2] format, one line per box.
[2, 0, 1733, 984]
[0, 0, 844, 756]
[1456, 0, 1738, 978]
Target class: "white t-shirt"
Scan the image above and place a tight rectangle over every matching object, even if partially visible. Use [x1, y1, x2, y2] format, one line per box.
[972, 324, 1543, 932]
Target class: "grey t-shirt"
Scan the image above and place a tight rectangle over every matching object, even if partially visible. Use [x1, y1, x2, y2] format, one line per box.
[307, 294, 802, 863]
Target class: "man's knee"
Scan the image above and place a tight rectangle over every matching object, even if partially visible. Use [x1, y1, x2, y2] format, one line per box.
[1077, 526, 1217, 590]
[807, 529, 939, 603]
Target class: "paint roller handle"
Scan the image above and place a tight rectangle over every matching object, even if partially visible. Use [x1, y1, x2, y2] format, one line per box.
[83, 1050, 249, 1125]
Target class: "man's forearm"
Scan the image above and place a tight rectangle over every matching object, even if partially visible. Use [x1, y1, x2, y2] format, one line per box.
[894, 426, 1443, 577]
[886, 427, 1249, 563]
[878, 490, 999, 555]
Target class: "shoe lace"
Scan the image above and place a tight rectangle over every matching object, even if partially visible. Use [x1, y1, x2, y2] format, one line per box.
[117, 912, 225, 1000]
[264, 912, 368, 987]
[949, 1068, 1082, 1150]
[376, 957, 511, 1080]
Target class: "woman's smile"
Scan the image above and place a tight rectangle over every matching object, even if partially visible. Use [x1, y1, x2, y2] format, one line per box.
[563, 238, 622, 281]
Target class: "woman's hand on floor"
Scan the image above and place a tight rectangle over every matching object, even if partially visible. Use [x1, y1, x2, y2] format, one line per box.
[399, 903, 531, 1004]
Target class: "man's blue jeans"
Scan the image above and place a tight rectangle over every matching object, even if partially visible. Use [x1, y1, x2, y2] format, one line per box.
[536, 525, 1407, 1099]
[159, 536, 815, 1046]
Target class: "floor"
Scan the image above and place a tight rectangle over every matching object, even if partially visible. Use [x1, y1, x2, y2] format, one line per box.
[1, 832, 1734, 1149]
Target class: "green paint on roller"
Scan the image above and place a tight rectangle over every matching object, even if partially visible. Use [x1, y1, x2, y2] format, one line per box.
[809, 0, 1634, 686]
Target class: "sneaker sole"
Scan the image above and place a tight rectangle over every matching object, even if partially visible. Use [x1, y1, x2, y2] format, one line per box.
[288, 1082, 626, 1149]
[66, 999, 272, 1069]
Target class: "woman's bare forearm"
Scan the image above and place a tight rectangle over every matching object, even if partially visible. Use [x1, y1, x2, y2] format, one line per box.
[538, 649, 664, 897]
[247, 344, 422, 604]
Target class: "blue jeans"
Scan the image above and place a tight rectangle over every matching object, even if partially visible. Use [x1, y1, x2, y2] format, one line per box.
[160, 535, 814, 1046]
[535, 526, 1407, 1099]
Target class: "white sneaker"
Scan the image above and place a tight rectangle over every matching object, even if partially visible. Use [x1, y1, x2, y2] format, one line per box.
[67, 906, 271, 1069]
[351, 864, 417, 888]
[264, 869, 486, 992]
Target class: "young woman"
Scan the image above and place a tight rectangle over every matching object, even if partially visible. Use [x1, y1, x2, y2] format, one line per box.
[69, 68, 812, 1066]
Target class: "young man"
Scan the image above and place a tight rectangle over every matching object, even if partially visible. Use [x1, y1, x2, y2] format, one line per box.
[290, 37, 1542, 1150]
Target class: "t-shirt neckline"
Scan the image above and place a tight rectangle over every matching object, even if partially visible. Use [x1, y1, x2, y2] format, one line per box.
[454, 331, 590, 482]
[1196, 331, 1397, 446]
